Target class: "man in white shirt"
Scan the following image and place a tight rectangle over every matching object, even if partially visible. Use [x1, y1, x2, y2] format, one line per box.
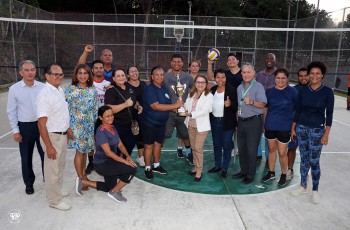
[37, 64, 73, 211]
[6, 60, 45, 195]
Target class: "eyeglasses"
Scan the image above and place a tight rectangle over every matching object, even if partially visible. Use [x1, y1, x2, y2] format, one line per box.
[196, 81, 206, 84]
[129, 70, 138, 73]
[49, 72, 64, 78]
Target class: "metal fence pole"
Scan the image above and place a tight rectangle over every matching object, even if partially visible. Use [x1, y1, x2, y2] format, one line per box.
[53, 14, 56, 63]
[333, 7, 347, 90]
[35, 8, 40, 78]
[9, 0, 18, 81]
[93, 13, 96, 60]
[254, 19, 258, 66]
[310, 0, 320, 61]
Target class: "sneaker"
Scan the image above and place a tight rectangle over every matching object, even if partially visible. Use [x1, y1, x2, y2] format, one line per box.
[61, 191, 70, 197]
[278, 174, 287, 186]
[49, 202, 71, 211]
[75, 177, 83, 196]
[177, 148, 184, 158]
[152, 165, 167, 175]
[108, 190, 127, 203]
[186, 153, 194, 165]
[85, 163, 94, 175]
[136, 157, 145, 167]
[262, 171, 275, 182]
[231, 149, 235, 157]
[286, 169, 294, 180]
[144, 169, 153, 180]
[290, 186, 308, 196]
[311, 191, 321, 204]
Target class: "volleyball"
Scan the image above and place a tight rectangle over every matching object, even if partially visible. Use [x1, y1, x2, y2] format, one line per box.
[208, 48, 220, 61]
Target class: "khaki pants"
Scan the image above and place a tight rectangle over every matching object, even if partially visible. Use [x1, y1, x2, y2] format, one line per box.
[188, 127, 208, 177]
[40, 133, 67, 206]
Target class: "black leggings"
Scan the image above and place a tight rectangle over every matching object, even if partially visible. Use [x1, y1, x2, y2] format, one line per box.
[94, 160, 137, 192]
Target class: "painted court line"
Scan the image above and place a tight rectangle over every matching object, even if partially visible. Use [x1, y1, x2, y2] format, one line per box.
[0, 131, 12, 139]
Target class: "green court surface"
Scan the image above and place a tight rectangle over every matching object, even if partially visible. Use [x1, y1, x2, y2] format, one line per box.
[133, 131, 299, 195]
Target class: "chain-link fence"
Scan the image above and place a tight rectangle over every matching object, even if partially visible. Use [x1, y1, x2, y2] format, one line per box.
[1, 0, 349, 92]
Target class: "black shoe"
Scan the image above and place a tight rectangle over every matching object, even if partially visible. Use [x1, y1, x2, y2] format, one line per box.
[144, 169, 153, 180]
[152, 165, 167, 175]
[177, 148, 184, 158]
[85, 163, 94, 175]
[278, 174, 287, 186]
[186, 153, 194, 165]
[25, 186, 34, 195]
[208, 166, 221, 173]
[242, 177, 254, 184]
[232, 172, 246, 179]
[262, 171, 276, 182]
[194, 176, 202, 182]
[220, 171, 227, 178]
[187, 170, 196, 175]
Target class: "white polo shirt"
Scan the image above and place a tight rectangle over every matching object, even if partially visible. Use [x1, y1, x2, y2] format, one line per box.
[36, 82, 70, 132]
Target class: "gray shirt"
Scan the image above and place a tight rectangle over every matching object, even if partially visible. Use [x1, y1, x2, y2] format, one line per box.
[237, 81, 267, 118]
[164, 71, 194, 103]
[255, 68, 276, 91]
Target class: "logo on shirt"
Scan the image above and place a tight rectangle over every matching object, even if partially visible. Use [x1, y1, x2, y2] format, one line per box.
[165, 93, 170, 99]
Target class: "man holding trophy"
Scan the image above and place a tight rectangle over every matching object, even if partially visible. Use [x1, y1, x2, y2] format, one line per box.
[164, 54, 194, 165]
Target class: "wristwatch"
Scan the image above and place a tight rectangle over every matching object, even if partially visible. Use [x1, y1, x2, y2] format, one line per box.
[251, 100, 254, 106]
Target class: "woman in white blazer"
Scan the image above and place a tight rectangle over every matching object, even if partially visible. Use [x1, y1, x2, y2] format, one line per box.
[184, 75, 213, 181]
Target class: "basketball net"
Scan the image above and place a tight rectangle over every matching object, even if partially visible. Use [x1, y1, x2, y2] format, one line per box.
[175, 33, 183, 43]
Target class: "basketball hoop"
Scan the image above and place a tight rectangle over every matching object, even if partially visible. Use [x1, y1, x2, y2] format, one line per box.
[174, 28, 184, 43]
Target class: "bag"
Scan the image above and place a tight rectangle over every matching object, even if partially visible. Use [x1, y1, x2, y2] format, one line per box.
[131, 120, 139, 135]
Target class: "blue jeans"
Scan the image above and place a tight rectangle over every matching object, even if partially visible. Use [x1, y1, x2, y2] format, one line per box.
[257, 134, 269, 159]
[296, 124, 325, 191]
[211, 118, 234, 172]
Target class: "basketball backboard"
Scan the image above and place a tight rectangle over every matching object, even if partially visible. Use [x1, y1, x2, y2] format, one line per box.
[164, 20, 194, 41]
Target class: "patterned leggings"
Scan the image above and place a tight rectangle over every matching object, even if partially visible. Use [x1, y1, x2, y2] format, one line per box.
[296, 124, 325, 191]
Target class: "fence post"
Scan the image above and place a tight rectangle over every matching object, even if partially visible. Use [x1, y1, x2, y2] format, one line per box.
[9, 0, 18, 81]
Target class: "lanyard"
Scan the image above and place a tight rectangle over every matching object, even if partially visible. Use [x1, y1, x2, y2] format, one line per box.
[240, 79, 255, 105]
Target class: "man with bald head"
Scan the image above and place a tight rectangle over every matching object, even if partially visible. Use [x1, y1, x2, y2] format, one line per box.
[232, 64, 267, 184]
[78, 45, 116, 82]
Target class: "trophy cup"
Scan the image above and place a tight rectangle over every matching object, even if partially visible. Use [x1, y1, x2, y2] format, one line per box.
[171, 80, 187, 116]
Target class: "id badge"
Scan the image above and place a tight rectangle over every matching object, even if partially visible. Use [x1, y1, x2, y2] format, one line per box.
[238, 105, 242, 115]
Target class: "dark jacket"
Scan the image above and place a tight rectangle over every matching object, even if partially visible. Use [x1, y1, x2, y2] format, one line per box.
[210, 84, 238, 130]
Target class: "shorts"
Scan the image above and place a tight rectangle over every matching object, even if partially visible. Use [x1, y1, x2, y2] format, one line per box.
[164, 112, 189, 140]
[264, 130, 291, 144]
[141, 122, 166, 145]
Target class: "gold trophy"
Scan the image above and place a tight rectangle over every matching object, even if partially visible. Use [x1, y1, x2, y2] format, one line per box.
[171, 79, 187, 116]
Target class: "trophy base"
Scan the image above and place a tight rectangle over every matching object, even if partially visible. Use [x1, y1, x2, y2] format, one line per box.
[177, 112, 187, 117]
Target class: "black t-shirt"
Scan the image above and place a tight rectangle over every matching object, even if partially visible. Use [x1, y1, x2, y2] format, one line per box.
[104, 84, 136, 125]
[225, 69, 243, 89]
[126, 81, 147, 106]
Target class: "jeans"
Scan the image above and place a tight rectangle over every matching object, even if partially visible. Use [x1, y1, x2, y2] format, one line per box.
[296, 124, 325, 191]
[211, 117, 234, 172]
[257, 134, 269, 159]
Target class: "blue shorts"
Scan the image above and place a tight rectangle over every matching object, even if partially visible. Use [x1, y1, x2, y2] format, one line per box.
[141, 122, 166, 145]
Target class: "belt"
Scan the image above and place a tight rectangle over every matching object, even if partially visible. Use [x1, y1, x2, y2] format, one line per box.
[239, 114, 262, 121]
[212, 116, 224, 120]
[52, 131, 67, 135]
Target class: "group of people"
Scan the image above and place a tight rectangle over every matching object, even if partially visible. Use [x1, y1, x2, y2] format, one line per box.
[6, 46, 334, 211]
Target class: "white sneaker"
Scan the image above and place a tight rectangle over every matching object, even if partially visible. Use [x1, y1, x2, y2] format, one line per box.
[231, 149, 235, 157]
[312, 191, 321, 204]
[136, 157, 145, 167]
[290, 186, 308, 196]
[49, 202, 71, 211]
[286, 169, 294, 180]
[61, 191, 70, 197]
